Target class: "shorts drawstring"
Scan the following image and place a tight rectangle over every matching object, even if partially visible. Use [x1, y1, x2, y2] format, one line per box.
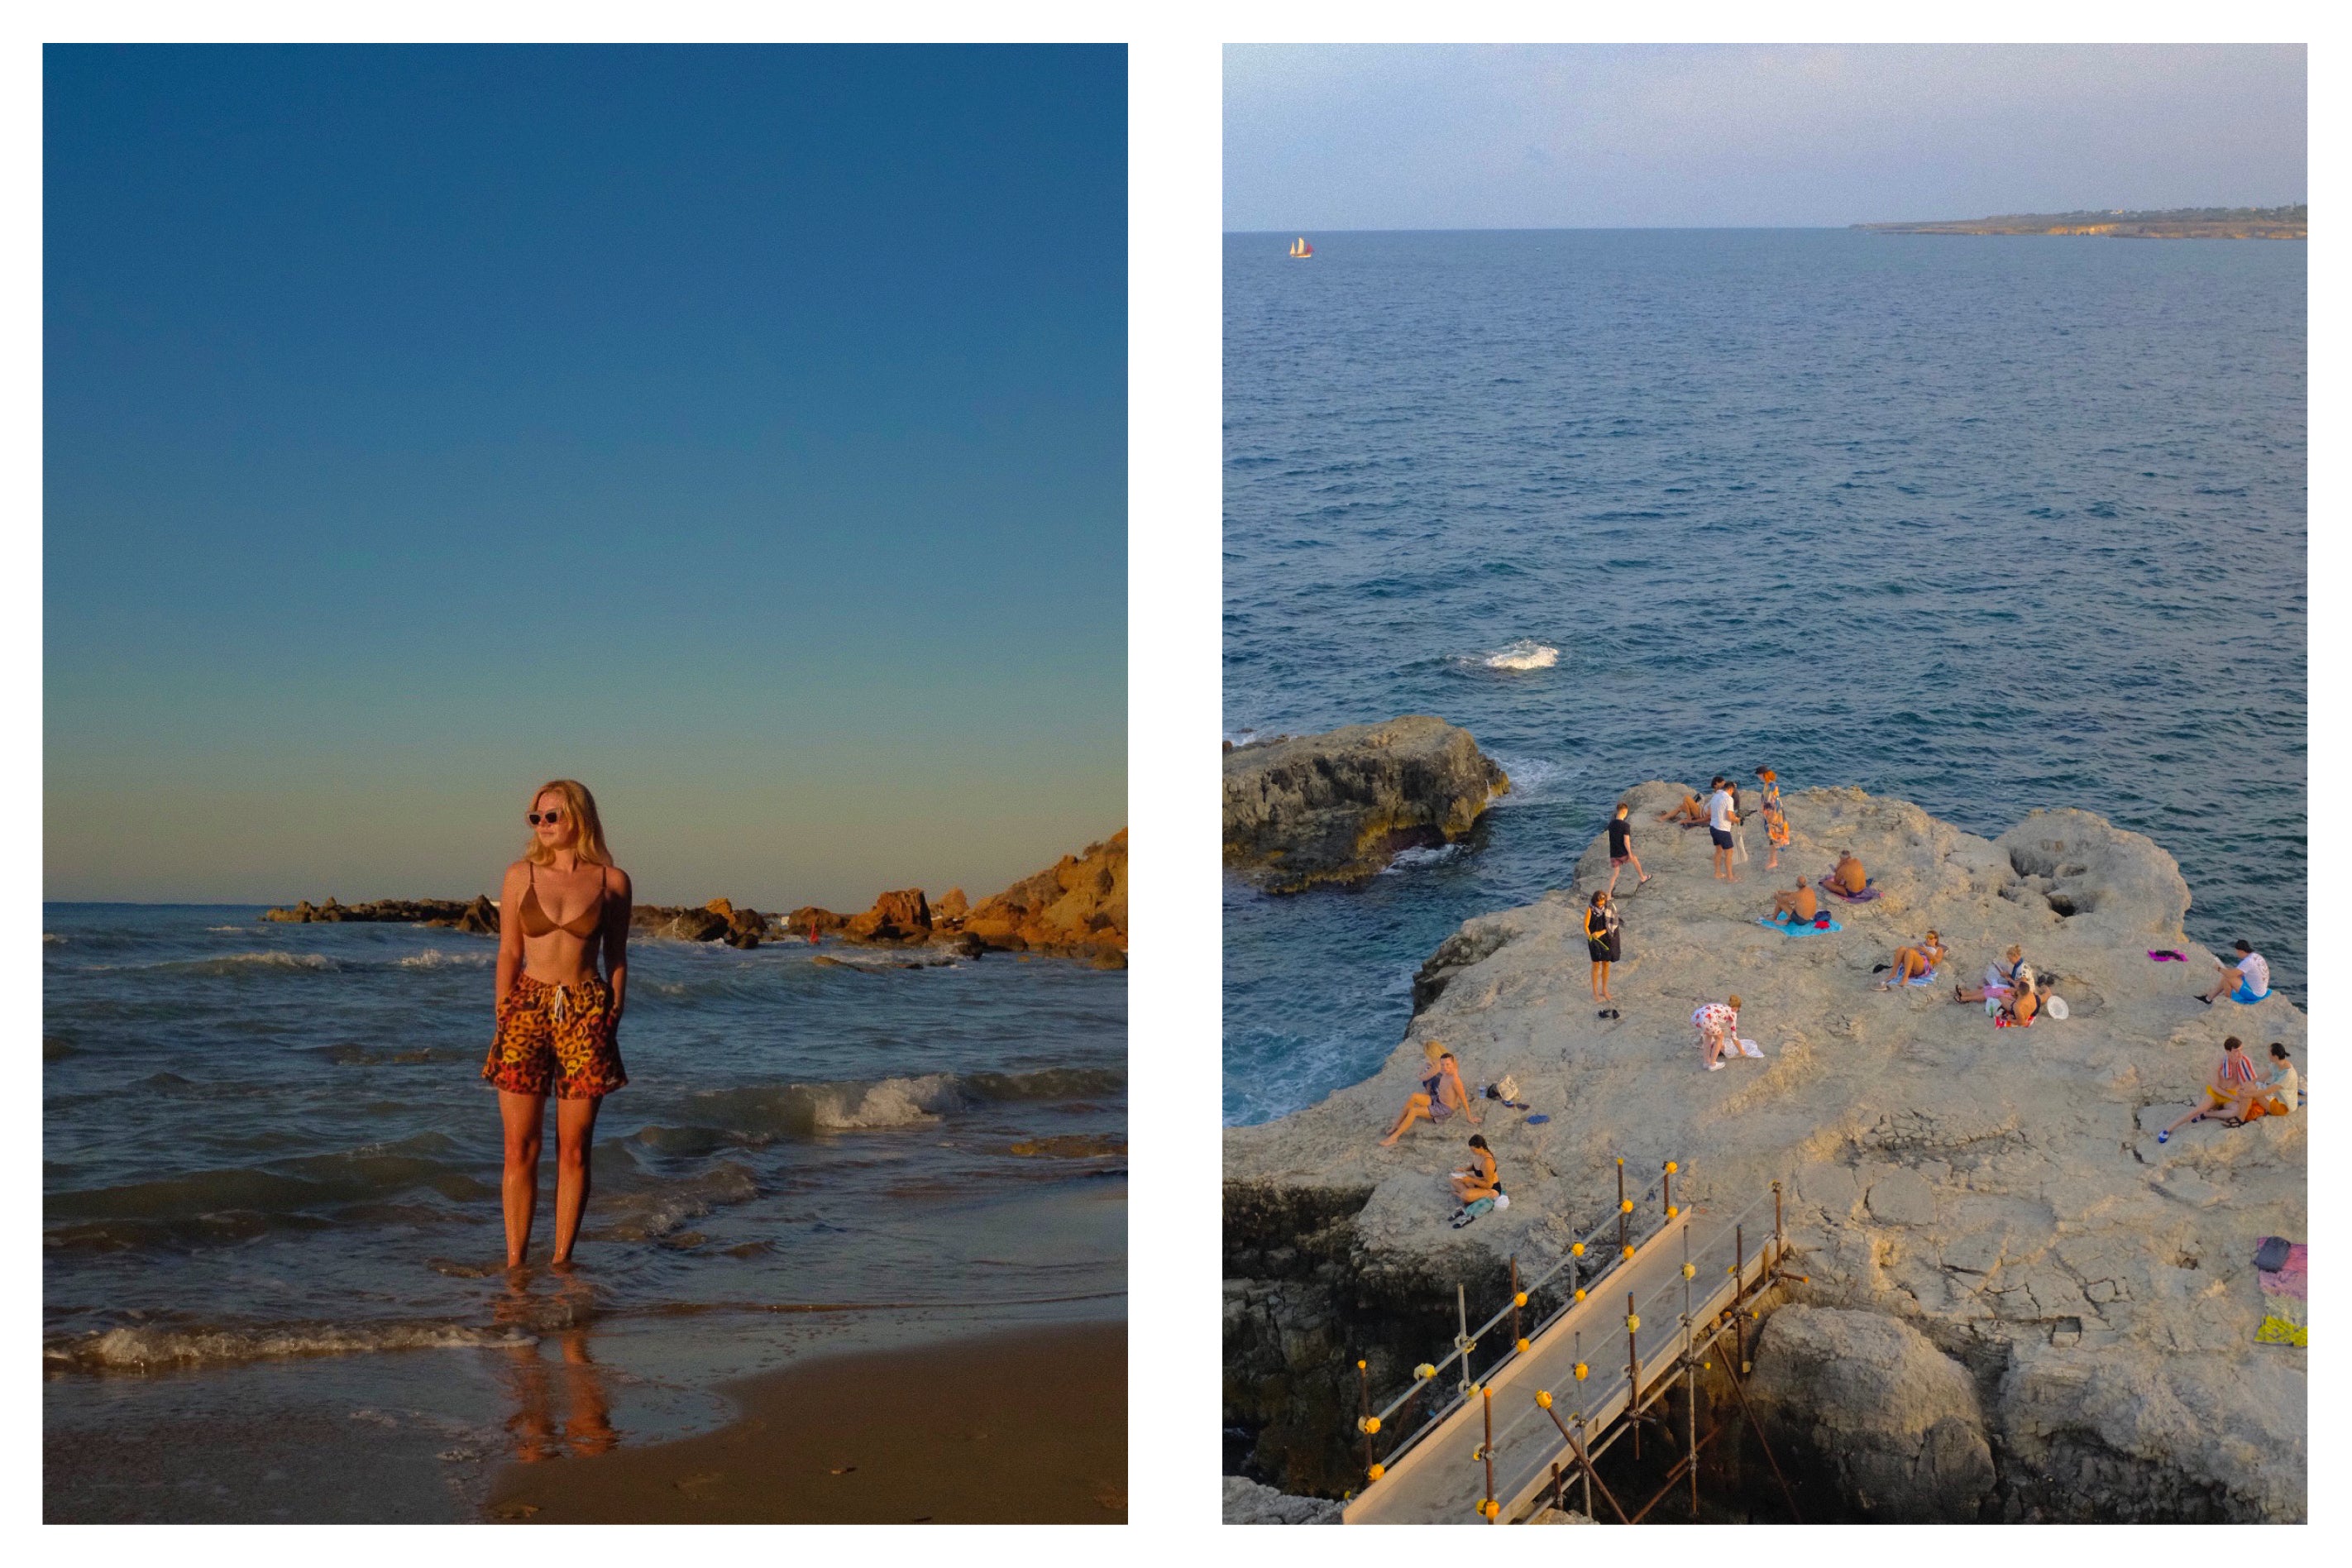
[548, 983, 570, 1021]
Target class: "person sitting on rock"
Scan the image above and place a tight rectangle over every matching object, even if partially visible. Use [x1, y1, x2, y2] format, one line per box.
[1953, 945, 2026, 1005]
[1693, 996, 1742, 1071]
[1826, 850, 1868, 897]
[1996, 978, 2042, 1028]
[1658, 791, 1709, 827]
[2240, 1042, 2299, 1121]
[1380, 1042, 1480, 1146]
[1767, 876, 1819, 926]
[2198, 939, 2272, 1006]
[2158, 1036, 2262, 1143]
[1450, 1134, 1502, 1203]
[1879, 930, 1947, 989]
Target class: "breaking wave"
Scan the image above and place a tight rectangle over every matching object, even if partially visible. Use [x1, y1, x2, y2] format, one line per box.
[45, 1319, 529, 1371]
[1480, 639, 1558, 671]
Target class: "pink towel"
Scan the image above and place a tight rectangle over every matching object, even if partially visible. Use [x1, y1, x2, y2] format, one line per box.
[2259, 1242, 2307, 1302]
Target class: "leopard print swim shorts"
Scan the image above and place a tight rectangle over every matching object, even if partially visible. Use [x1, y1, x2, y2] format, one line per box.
[480, 972, 627, 1099]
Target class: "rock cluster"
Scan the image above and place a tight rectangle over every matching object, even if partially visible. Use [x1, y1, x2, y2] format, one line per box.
[960, 830, 1126, 967]
[263, 896, 497, 934]
[1224, 782, 2306, 1521]
[258, 831, 1127, 968]
[1224, 716, 1508, 892]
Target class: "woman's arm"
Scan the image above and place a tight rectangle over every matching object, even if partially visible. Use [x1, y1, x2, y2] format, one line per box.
[495, 862, 526, 1009]
[601, 867, 633, 1022]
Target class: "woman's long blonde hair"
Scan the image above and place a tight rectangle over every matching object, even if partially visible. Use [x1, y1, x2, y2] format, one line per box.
[523, 778, 613, 868]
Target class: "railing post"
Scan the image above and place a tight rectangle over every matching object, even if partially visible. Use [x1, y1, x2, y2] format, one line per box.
[1510, 1255, 1523, 1352]
[1357, 1357, 1374, 1477]
[1456, 1283, 1473, 1398]
[1773, 1178, 1784, 1269]
[1617, 1158, 1628, 1255]
[1661, 1159, 1671, 1221]
[1628, 1289, 1641, 1460]
[1482, 1386, 1496, 1522]
[1735, 1223, 1747, 1373]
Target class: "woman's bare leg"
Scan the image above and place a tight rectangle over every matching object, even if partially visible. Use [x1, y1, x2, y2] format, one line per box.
[1598, 961, 1612, 1002]
[1631, 850, 1648, 884]
[550, 1094, 603, 1266]
[499, 1090, 547, 1268]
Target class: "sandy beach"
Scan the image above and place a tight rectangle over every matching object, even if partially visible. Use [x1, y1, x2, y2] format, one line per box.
[485, 1321, 1126, 1523]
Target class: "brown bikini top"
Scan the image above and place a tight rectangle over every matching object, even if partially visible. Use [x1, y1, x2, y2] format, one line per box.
[518, 863, 605, 939]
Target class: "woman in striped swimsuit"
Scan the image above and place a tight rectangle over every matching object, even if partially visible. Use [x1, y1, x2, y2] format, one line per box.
[481, 779, 634, 1269]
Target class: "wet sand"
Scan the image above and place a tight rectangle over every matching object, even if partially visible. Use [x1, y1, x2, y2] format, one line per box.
[485, 1320, 1126, 1523]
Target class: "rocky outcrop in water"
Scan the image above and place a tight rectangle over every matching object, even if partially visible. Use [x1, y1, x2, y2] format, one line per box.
[845, 889, 931, 944]
[263, 896, 497, 931]
[961, 830, 1126, 968]
[1224, 716, 1508, 892]
[1225, 782, 2306, 1521]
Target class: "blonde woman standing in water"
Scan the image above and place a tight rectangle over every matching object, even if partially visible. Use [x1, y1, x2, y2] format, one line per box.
[480, 780, 633, 1270]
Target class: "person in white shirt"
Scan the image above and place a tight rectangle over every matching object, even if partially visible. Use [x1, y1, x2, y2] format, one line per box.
[1706, 778, 1739, 882]
[2241, 1041, 2298, 1121]
[2199, 939, 2271, 1005]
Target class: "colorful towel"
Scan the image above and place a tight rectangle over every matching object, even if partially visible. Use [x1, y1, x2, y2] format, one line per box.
[1820, 879, 1881, 903]
[1757, 917, 1842, 937]
[2255, 1237, 2307, 1346]
[2148, 949, 2188, 963]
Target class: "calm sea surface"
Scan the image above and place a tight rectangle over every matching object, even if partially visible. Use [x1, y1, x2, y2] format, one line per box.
[1225, 229, 2304, 1126]
[44, 905, 1123, 1518]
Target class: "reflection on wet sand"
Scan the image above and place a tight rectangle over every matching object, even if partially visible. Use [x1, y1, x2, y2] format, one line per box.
[495, 1272, 615, 1462]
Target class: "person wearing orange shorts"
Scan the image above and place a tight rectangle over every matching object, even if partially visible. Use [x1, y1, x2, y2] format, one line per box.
[482, 779, 633, 1269]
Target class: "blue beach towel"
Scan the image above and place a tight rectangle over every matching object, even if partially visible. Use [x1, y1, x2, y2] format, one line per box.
[1906, 968, 1940, 987]
[1757, 917, 1843, 937]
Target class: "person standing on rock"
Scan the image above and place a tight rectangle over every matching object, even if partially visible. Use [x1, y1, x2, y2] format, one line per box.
[1756, 768, 1790, 870]
[481, 779, 633, 1271]
[2198, 939, 2272, 1006]
[1585, 890, 1623, 1006]
[1694, 996, 1742, 1070]
[1380, 1043, 1480, 1145]
[1708, 778, 1740, 882]
[1604, 802, 1649, 893]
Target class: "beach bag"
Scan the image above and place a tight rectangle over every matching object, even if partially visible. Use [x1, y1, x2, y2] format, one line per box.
[2254, 1236, 2292, 1272]
[1494, 1074, 1520, 1102]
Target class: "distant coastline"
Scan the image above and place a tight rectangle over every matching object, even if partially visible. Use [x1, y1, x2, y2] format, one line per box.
[1857, 204, 2305, 240]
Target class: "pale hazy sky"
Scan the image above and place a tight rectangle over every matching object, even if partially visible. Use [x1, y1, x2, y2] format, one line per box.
[1226, 44, 2307, 231]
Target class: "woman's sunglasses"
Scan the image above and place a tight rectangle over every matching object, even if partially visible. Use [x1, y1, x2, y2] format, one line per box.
[527, 810, 565, 826]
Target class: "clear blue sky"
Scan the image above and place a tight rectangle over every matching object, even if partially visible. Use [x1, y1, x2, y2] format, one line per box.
[1226, 44, 2307, 231]
[45, 45, 1126, 908]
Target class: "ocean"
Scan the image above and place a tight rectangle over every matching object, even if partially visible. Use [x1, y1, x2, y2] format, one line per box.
[42, 904, 1125, 1520]
[1224, 228, 2305, 1126]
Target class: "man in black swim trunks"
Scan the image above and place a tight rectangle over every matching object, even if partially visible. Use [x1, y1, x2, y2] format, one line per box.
[1707, 778, 1739, 882]
[1604, 801, 1648, 893]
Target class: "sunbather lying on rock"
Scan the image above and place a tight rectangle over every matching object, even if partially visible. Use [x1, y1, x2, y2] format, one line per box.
[1767, 877, 1819, 925]
[1879, 930, 1946, 988]
[1380, 1042, 1480, 1145]
[1827, 851, 1868, 896]
[1450, 1135, 1502, 1202]
[2159, 1036, 2261, 1143]
[1658, 792, 1708, 826]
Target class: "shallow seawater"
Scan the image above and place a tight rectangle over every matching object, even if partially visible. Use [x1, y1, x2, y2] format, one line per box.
[43, 904, 1124, 1518]
[1225, 229, 2304, 1126]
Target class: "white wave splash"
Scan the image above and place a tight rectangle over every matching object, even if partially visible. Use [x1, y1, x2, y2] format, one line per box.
[810, 1073, 968, 1131]
[1481, 639, 1559, 672]
[47, 1321, 528, 1371]
[397, 949, 491, 970]
[42, 933, 63, 944]
[1379, 844, 1466, 874]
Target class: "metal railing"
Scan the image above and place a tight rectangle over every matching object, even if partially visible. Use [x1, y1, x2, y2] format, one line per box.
[1352, 1157, 1687, 1478]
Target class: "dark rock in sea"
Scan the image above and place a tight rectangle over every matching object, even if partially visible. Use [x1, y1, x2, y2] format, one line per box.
[1223, 715, 1508, 892]
[790, 906, 847, 937]
[845, 889, 931, 944]
[262, 896, 496, 930]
